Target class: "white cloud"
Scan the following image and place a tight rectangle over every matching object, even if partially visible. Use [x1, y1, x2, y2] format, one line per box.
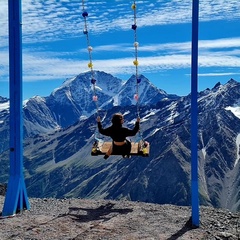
[199, 38, 240, 50]
[198, 72, 240, 77]
[1, 0, 240, 86]
[0, 36, 240, 83]
[1, 0, 240, 44]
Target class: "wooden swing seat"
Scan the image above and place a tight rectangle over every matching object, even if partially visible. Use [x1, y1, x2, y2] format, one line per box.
[91, 141, 150, 157]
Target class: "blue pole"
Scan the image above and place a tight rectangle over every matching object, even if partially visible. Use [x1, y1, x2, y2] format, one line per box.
[191, 0, 199, 227]
[2, 0, 30, 216]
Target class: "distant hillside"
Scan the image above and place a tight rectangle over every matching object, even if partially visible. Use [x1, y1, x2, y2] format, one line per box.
[1, 73, 240, 212]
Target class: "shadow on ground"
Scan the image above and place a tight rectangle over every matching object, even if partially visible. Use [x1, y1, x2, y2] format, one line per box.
[65, 202, 133, 222]
[166, 217, 199, 240]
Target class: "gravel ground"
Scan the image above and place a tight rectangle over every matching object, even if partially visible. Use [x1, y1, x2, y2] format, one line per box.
[0, 196, 240, 240]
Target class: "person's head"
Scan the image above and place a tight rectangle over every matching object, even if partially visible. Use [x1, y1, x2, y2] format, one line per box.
[111, 113, 124, 126]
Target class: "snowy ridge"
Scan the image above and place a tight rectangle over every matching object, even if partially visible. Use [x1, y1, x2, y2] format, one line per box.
[235, 134, 240, 167]
[21, 71, 177, 136]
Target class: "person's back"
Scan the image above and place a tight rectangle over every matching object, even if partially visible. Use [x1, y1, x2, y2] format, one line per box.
[97, 113, 140, 159]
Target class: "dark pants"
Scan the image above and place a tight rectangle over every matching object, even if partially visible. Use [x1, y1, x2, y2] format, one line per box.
[112, 140, 131, 156]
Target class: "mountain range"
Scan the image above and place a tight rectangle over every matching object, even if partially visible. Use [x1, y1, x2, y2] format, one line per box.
[23, 71, 177, 137]
[0, 71, 240, 212]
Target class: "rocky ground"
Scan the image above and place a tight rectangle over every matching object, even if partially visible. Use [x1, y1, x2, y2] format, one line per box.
[0, 195, 239, 240]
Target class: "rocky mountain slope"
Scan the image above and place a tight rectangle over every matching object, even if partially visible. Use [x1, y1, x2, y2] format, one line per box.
[1, 73, 240, 212]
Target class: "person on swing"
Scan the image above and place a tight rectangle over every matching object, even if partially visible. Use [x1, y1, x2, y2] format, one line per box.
[97, 113, 140, 159]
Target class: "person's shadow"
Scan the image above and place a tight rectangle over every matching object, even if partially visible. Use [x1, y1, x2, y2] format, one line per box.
[65, 202, 133, 222]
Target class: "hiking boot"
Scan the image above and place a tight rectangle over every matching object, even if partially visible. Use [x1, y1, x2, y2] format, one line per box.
[104, 155, 109, 160]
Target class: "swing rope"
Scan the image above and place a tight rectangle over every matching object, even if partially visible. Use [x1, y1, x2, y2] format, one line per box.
[131, 1, 141, 119]
[82, 0, 101, 142]
[82, 0, 99, 114]
[82, 1, 149, 153]
[131, 1, 146, 145]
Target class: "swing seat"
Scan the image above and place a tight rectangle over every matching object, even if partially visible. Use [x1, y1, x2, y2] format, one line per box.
[91, 140, 150, 157]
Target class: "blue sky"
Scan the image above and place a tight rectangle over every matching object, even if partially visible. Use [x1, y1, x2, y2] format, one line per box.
[0, 0, 240, 100]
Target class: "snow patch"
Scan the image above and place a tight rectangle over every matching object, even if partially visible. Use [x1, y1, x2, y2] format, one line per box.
[113, 95, 119, 106]
[93, 85, 102, 92]
[201, 148, 206, 159]
[151, 128, 161, 135]
[225, 106, 240, 119]
[0, 101, 9, 111]
[23, 99, 29, 108]
[141, 109, 159, 123]
[234, 134, 240, 167]
[123, 111, 130, 116]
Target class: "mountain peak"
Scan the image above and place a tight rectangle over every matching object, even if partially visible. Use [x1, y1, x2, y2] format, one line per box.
[229, 78, 237, 83]
[21, 71, 177, 134]
[212, 81, 221, 90]
[225, 78, 238, 88]
[211, 79, 239, 92]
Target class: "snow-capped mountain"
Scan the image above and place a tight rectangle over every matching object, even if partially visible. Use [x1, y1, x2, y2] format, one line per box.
[22, 71, 178, 137]
[1, 75, 240, 212]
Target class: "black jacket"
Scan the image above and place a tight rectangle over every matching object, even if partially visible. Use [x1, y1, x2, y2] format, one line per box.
[97, 121, 139, 142]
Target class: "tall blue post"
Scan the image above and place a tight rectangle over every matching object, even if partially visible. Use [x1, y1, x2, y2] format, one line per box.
[191, 0, 200, 226]
[2, 0, 30, 216]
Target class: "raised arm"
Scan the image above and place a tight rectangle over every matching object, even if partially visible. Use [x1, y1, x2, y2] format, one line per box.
[96, 116, 111, 136]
